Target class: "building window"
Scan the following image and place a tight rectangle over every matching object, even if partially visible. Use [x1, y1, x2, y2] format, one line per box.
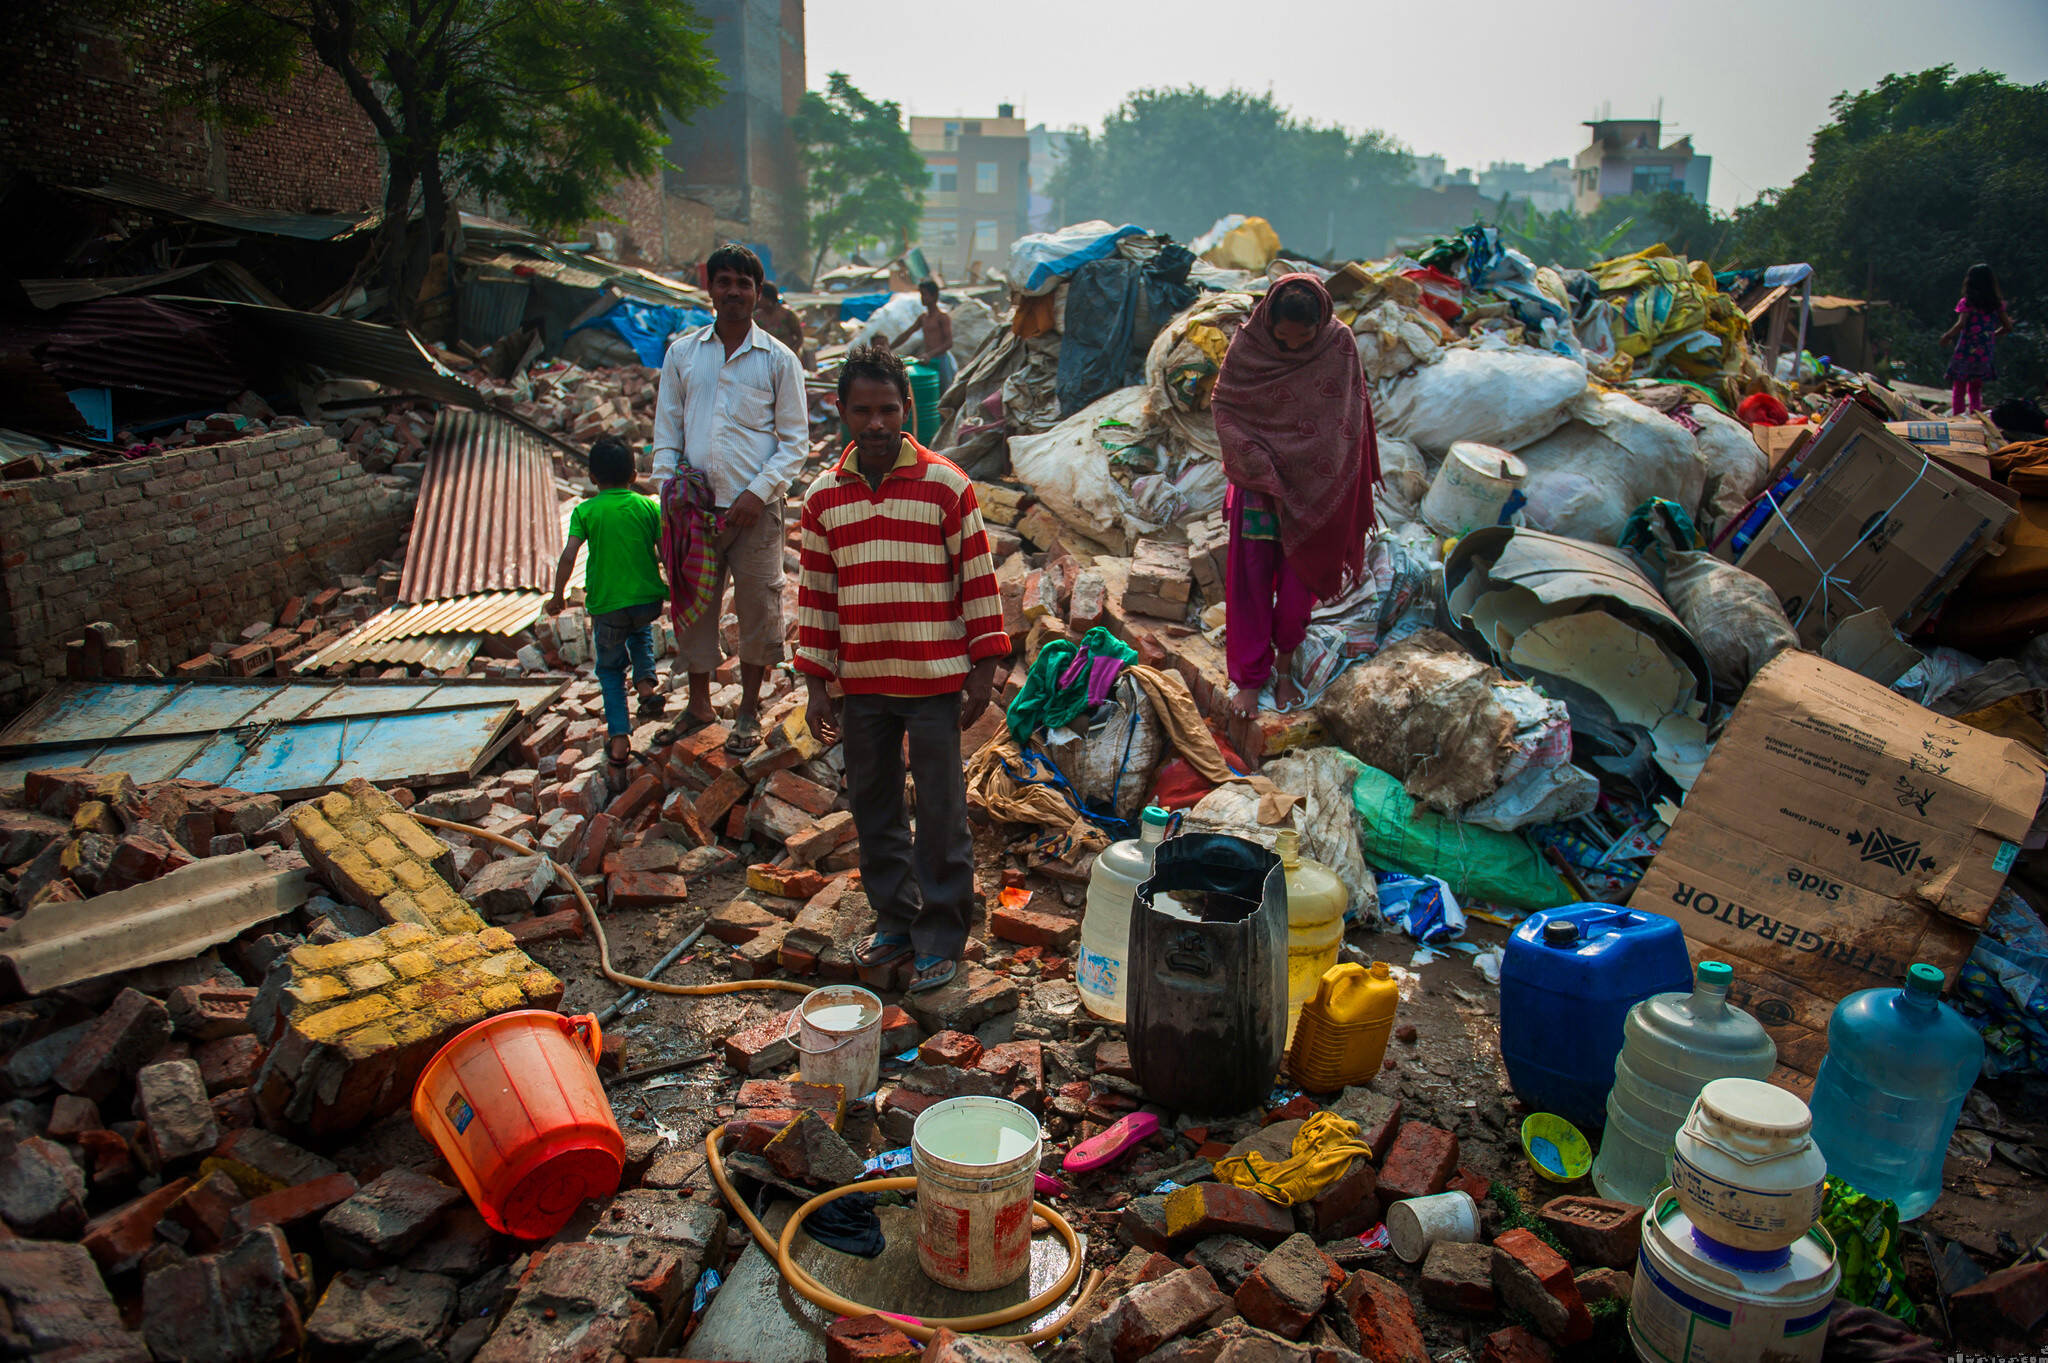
[1632, 164, 1675, 195]
[923, 218, 959, 249]
[973, 219, 999, 252]
[928, 163, 957, 193]
[965, 121, 982, 136]
[976, 162, 999, 195]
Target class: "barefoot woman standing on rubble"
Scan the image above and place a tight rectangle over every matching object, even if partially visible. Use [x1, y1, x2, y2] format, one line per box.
[1213, 274, 1380, 718]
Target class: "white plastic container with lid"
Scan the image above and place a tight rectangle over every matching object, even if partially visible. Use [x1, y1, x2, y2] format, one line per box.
[1077, 806, 1171, 1023]
[1670, 1077, 1827, 1251]
[1592, 960, 1778, 1208]
[1629, 1188, 1839, 1363]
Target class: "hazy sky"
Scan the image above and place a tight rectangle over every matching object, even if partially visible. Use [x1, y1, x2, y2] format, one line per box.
[808, 0, 2048, 213]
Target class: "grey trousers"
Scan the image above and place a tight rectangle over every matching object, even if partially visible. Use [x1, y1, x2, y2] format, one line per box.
[840, 692, 974, 960]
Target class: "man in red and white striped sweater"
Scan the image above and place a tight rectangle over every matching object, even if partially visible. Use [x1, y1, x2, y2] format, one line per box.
[796, 343, 1009, 993]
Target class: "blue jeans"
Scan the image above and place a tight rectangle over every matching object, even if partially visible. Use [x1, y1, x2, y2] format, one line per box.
[594, 600, 663, 736]
[931, 350, 958, 391]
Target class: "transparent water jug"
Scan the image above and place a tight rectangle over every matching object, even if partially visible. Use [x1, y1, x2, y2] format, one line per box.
[1807, 963, 1984, 1220]
[1277, 830, 1346, 1045]
[1076, 806, 1171, 1022]
[1592, 961, 1777, 1207]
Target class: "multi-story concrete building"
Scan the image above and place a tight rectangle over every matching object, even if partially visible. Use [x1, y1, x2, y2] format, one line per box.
[910, 107, 1030, 282]
[1572, 118, 1710, 215]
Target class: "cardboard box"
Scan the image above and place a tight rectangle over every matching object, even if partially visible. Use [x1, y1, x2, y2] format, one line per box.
[1886, 419, 1995, 479]
[1734, 402, 2017, 648]
[1630, 652, 2044, 1087]
[1751, 423, 1813, 475]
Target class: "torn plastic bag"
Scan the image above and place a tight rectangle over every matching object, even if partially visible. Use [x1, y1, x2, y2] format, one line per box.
[1007, 221, 1148, 295]
[1371, 341, 1586, 456]
[1373, 436, 1430, 529]
[1351, 300, 1443, 381]
[1000, 334, 1063, 437]
[1660, 551, 1799, 692]
[1040, 673, 1167, 824]
[1057, 250, 1198, 418]
[1186, 748, 1379, 930]
[1008, 387, 1161, 550]
[1377, 871, 1465, 944]
[1689, 402, 1771, 531]
[1511, 389, 1707, 545]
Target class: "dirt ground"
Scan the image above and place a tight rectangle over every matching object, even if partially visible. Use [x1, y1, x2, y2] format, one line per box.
[518, 836, 2048, 1360]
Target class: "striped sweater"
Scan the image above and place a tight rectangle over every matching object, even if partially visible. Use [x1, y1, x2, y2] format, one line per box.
[794, 436, 1009, 696]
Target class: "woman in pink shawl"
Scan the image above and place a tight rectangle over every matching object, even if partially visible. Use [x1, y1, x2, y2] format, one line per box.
[1212, 274, 1380, 717]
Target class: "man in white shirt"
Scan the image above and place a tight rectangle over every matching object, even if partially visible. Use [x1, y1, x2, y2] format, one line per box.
[651, 244, 808, 754]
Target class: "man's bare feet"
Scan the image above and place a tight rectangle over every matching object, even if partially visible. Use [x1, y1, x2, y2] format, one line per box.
[1274, 675, 1304, 710]
[1226, 685, 1260, 719]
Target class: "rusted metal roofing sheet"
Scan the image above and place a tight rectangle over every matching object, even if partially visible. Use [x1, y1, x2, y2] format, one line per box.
[186, 300, 485, 409]
[295, 592, 544, 674]
[299, 634, 482, 674]
[398, 412, 562, 604]
[0, 677, 566, 798]
[64, 173, 383, 242]
[0, 298, 248, 403]
[23, 261, 290, 311]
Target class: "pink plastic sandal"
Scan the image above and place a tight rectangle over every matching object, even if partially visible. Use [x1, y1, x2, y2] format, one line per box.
[1061, 1112, 1162, 1174]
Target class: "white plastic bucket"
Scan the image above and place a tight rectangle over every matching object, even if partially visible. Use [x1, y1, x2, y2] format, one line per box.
[1670, 1078, 1826, 1251]
[792, 985, 883, 1102]
[1387, 1190, 1479, 1263]
[1629, 1189, 1838, 1363]
[912, 1096, 1043, 1290]
[1422, 442, 1526, 537]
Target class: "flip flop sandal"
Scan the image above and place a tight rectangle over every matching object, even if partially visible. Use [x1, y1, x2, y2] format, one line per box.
[852, 933, 912, 968]
[636, 691, 668, 720]
[648, 711, 718, 747]
[723, 713, 763, 757]
[906, 955, 958, 994]
[1061, 1111, 1162, 1174]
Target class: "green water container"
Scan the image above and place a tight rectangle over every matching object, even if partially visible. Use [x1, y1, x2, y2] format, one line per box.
[906, 361, 943, 445]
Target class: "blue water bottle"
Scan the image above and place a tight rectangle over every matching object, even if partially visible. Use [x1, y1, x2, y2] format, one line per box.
[1807, 963, 1983, 1220]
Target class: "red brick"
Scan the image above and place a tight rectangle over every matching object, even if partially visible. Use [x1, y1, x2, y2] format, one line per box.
[783, 809, 856, 866]
[1234, 1233, 1345, 1339]
[1104, 1265, 1230, 1360]
[988, 903, 1079, 951]
[515, 714, 570, 765]
[724, 1009, 798, 1075]
[763, 769, 835, 817]
[877, 1086, 945, 1145]
[1574, 1267, 1632, 1307]
[736, 1079, 845, 1129]
[1161, 1182, 1294, 1248]
[707, 897, 783, 945]
[1537, 1194, 1642, 1270]
[194, 1034, 264, 1093]
[1448, 1165, 1492, 1204]
[164, 1167, 245, 1251]
[1420, 1240, 1497, 1315]
[1490, 1228, 1592, 1345]
[1306, 1153, 1379, 1240]
[503, 909, 584, 947]
[1376, 1122, 1459, 1204]
[234, 1171, 359, 1233]
[167, 985, 257, 1040]
[55, 987, 172, 1101]
[1335, 1269, 1429, 1363]
[878, 1005, 920, 1053]
[1482, 1325, 1556, 1363]
[608, 772, 661, 823]
[605, 869, 688, 908]
[724, 799, 751, 842]
[1951, 1260, 2048, 1349]
[572, 812, 618, 876]
[918, 1031, 983, 1069]
[692, 767, 752, 827]
[81, 1176, 194, 1273]
[825, 1313, 920, 1363]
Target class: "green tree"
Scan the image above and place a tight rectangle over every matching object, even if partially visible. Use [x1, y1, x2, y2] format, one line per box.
[1731, 66, 2048, 395]
[133, 0, 722, 319]
[1048, 87, 1411, 260]
[794, 73, 926, 285]
[1491, 190, 1727, 272]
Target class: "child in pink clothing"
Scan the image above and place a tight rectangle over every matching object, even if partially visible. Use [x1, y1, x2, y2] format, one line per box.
[1942, 263, 2011, 414]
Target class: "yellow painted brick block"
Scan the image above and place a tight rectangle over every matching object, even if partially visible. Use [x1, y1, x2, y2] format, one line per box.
[411, 881, 465, 918]
[429, 935, 484, 966]
[291, 807, 343, 851]
[329, 848, 397, 900]
[288, 937, 386, 971]
[386, 982, 425, 1011]
[362, 835, 409, 869]
[437, 909, 487, 936]
[474, 952, 522, 980]
[338, 1022, 394, 1061]
[387, 950, 435, 980]
[423, 992, 487, 1033]
[477, 927, 516, 952]
[337, 816, 378, 845]
[343, 960, 396, 992]
[391, 860, 435, 893]
[476, 982, 524, 1013]
[378, 922, 437, 950]
[285, 975, 348, 1007]
[378, 892, 433, 929]
[299, 993, 398, 1043]
[383, 1011, 444, 1049]
[521, 969, 563, 1000]
[317, 791, 354, 821]
[378, 812, 449, 865]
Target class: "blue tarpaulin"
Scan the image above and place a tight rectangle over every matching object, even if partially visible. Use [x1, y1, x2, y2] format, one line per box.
[836, 293, 894, 323]
[569, 298, 713, 366]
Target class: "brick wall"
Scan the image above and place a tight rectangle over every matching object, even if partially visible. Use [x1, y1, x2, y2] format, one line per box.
[0, 430, 413, 715]
[0, 0, 383, 214]
[587, 175, 718, 274]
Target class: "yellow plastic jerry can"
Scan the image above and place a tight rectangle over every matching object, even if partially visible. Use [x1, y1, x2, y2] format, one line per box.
[1287, 960, 1400, 1094]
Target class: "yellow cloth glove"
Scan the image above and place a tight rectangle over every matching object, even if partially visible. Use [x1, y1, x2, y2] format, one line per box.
[1210, 1110, 1375, 1206]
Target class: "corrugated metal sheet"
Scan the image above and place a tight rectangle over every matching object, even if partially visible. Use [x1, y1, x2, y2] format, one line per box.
[295, 592, 541, 673]
[64, 174, 383, 242]
[24, 262, 291, 311]
[0, 677, 566, 798]
[0, 298, 248, 403]
[300, 634, 481, 673]
[185, 301, 485, 409]
[399, 412, 562, 604]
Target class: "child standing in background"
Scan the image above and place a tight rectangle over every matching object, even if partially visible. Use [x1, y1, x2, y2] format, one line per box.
[548, 435, 667, 792]
[1943, 263, 2012, 415]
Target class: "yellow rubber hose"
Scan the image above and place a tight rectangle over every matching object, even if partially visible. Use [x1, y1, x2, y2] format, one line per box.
[415, 814, 813, 996]
[704, 1124, 1102, 1347]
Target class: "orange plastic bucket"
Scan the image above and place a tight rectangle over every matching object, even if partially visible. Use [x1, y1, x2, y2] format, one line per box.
[411, 1010, 623, 1239]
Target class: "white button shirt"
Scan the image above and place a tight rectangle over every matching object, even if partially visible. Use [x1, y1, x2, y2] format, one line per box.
[650, 322, 808, 507]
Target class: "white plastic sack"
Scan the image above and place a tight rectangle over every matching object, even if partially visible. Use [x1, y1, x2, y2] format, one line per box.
[1661, 551, 1799, 691]
[850, 293, 922, 348]
[949, 296, 998, 365]
[1352, 301, 1443, 381]
[1186, 746, 1379, 927]
[1000, 334, 1062, 436]
[1512, 390, 1707, 544]
[1375, 436, 1429, 528]
[1008, 387, 1161, 549]
[1372, 342, 1586, 456]
[1006, 221, 1146, 295]
[1689, 402, 1771, 530]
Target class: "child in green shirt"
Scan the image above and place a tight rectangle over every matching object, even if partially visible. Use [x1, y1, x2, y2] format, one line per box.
[548, 436, 668, 786]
